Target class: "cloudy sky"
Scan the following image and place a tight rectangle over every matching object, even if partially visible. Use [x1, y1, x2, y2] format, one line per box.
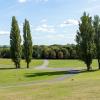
[0, 0, 100, 45]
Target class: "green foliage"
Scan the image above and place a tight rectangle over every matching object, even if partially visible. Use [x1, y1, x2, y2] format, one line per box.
[10, 16, 22, 69]
[57, 51, 64, 59]
[76, 12, 95, 71]
[23, 19, 33, 68]
[0, 44, 79, 59]
[93, 15, 100, 69]
[49, 49, 56, 59]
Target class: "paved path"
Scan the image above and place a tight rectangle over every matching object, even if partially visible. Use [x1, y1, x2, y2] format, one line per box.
[35, 60, 81, 73]
[35, 60, 49, 69]
[0, 60, 81, 89]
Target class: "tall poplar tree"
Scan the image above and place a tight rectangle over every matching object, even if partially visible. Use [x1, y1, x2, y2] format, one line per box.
[10, 16, 21, 69]
[93, 15, 100, 69]
[76, 12, 95, 71]
[23, 19, 33, 68]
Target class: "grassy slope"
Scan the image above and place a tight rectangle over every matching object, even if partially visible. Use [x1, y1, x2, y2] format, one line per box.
[0, 70, 100, 100]
[48, 59, 98, 69]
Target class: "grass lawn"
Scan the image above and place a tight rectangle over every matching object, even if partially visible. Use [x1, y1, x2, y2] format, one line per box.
[0, 70, 100, 100]
[48, 59, 98, 69]
[0, 59, 43, 69]
[0, 59, 67, 87]
[0, 59, 100, 100]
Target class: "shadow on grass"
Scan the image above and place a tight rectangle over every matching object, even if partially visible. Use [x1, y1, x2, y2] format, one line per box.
[81, 69, 99, 73]
[0, 68, 16, 70]
[25, 70, 82, 78]
[25, 69, 99, 78]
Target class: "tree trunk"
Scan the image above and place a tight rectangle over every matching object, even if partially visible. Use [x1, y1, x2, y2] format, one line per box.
[87, 64, 92, 71]
[98, 59, 100, 69]
[16, 63, 18, 69]
[27, 63, 29, 69]
[18, 63, 20, 69]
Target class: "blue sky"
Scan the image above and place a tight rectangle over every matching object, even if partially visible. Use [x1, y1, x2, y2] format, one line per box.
[0, 0, 100, 45]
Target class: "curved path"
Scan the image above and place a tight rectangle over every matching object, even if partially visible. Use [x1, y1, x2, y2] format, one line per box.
[0, 60, 81, 89]
[35, 60, 49, 69]
[35, 60, 81, 72]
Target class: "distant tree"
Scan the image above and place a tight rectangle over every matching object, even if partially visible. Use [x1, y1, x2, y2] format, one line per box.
[76, 12, 95, 71]
[10, 16, 21, 69]
[61, 48, 69, 59]
[1, 48, 10, 58]
[57, 51, 64, 59]
[23, 19, 33, 68]
[49, 50, 56, 59]
[43, 48, 50, 59]
[93, 15, 100, 69]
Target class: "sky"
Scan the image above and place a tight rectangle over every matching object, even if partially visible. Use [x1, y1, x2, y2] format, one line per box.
[0, 0, 100, 45]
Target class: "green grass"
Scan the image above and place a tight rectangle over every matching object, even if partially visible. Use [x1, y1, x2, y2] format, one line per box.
[0, 59, 100, 100]
[0, 70, 100, 100]
[49, 59, 98, 69]
[0, 69, 67, 87]
[0, 58, 43, 69]
[0, 59, 67, 87]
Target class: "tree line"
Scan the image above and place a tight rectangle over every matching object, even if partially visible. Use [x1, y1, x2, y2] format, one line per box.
[0, 44, 79, 59]
[1, 12, 100, 71]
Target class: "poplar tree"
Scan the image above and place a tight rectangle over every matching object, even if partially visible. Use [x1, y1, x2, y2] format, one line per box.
[23, 19, 33, 68]
[93, 15, 100, 69]
[76, 12, 95, 71]
[10, 16, 21, 69]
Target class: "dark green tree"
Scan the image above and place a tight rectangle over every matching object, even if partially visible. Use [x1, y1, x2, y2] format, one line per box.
[10, 16, 21, 69]
[43, 48, 50, 59]
[57, 51, 64, 59]
[76, 12, 95, 71]
[49, 50, 56, 59]
[93, 15, 100, 69]
[23, 19, 33, 68]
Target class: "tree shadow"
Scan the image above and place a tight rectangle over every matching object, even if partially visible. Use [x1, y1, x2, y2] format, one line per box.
[25, 70, 81, 78]
[80, 69, 99, 73]
[25, 69, 100, 78]
[0, 67, 16, 70]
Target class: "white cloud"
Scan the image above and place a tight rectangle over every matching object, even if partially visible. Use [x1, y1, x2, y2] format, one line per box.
[85, 5, 100, 12]
[18, 0, 28, 3]
[36, 0, 48, 2]
[60, 19, 78, 27]
[33, 33, 75, 40]
[34, 23, 56, 33]
[0, 31, 9, 35]
[89, 0, 98, 2]
[18, 0, 48, 3]
[41, 19, 47, 23]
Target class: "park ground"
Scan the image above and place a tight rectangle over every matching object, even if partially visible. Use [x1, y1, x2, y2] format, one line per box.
[0, 59, 100, 100]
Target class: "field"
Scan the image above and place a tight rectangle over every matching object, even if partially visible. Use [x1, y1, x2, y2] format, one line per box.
[0, 59, 43, 69]
[0, 59, 100, 100]
[48, 59, 98, 69]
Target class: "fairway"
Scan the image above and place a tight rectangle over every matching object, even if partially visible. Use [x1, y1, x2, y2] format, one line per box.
[0, 70, 100, 100]
[0, 59, 68, 87]
[0, 59, 43, 69]
[48, 59, 98, 69]
[0, 59, 100, 100]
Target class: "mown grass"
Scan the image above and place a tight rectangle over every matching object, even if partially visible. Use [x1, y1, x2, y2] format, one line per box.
[0, 59, 100, 100]
[0, 59, 67, 87]
[0, 69, 68, 87]
[48, 59, 98, 69]
[0, 70, 100, 100]
[0, 59, 43, 69]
